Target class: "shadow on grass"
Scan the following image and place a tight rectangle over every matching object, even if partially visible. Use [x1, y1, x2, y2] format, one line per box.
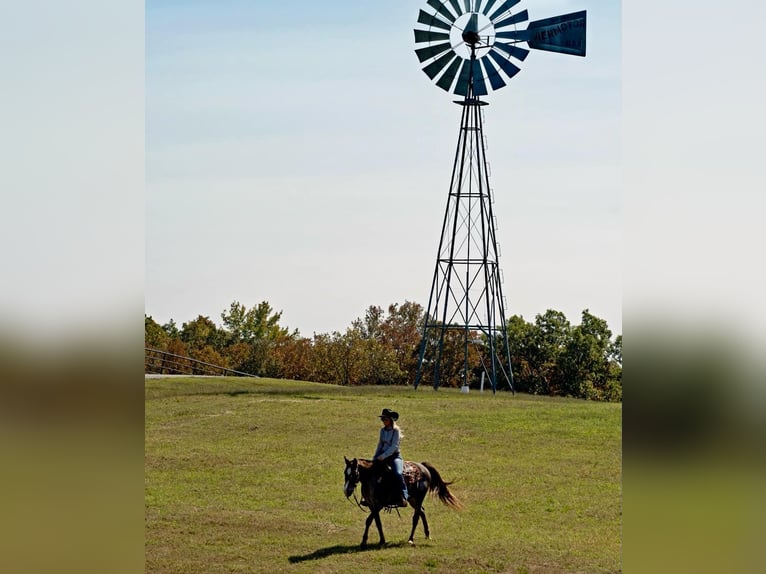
[288, 541, 408, 563]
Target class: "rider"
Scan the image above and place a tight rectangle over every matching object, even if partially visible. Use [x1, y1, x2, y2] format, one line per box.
[372, 408, 408, 507]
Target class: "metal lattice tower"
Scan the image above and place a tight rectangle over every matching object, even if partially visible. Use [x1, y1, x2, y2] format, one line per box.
[412, 2, 587, 393]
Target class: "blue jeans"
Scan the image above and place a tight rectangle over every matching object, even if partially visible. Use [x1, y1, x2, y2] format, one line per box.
[390, 456, 408, 500]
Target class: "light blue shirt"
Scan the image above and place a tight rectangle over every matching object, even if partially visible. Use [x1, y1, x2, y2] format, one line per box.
[373, 425, 401, 460]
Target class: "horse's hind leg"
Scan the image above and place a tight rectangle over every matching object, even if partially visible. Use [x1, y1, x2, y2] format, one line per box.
[408, 505, 421, 544]
[419, 506, 431, 540]
[408, 496, 430, 544]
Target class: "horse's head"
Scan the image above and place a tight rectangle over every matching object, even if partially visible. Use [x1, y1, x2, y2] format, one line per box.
[343, 456, 360, 498]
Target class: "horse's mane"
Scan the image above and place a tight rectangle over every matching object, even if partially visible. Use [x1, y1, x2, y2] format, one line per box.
[356, 458, 393, 480]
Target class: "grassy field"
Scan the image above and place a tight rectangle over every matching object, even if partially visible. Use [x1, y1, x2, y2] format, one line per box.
[146, 377, 621, 573]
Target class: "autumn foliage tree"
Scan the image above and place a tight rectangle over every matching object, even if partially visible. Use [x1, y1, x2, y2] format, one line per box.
[145, 300, 621, 402]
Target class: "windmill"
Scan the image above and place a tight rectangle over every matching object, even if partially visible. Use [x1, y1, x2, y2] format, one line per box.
[412, 0, 587, 393]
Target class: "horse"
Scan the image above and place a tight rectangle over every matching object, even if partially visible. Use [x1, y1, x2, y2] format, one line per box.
[343, 456, 462, 548]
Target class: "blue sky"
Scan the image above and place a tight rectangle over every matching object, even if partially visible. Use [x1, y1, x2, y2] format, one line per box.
[145, 0, 622, 337]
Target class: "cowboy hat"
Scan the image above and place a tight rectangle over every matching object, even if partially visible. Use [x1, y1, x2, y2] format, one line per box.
[378, 408, 399, 421]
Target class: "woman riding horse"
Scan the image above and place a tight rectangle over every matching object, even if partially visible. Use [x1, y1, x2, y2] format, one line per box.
[371, 408, 408, 507]
[343, 455, 462, 548]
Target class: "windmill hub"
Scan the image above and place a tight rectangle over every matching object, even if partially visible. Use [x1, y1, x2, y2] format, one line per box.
[452, 12, 494, 55]
[461, 29, 481, 46]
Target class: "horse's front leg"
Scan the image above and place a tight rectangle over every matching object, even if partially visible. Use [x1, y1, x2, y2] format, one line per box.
[373, 508, 386, 546]
[361, 511, 375, 549]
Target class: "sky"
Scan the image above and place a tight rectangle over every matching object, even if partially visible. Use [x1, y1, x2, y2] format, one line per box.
[145, 0, 622, 337]
[3, 3, 766, 570]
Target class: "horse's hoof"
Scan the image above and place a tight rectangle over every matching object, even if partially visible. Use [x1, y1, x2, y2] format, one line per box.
[408, 539, 415, 546]
[360, 542, 367, 550]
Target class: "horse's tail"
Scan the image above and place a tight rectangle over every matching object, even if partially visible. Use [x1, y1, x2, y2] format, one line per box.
[421, 461, 462, 509]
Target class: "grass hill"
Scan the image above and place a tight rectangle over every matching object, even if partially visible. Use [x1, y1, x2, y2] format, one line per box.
[145, 377, 621, 573]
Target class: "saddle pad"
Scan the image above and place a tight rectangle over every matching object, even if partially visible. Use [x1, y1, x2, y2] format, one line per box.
[402, 461, 422, 485]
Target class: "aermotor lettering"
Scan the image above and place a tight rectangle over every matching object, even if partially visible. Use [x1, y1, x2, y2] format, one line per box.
[533, 19, 585, 46]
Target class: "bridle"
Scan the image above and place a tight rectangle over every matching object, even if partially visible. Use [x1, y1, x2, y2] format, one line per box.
[344, 459, 367, 512]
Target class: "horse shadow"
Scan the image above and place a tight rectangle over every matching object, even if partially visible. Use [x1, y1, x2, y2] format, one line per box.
[288, 541, 408, 563]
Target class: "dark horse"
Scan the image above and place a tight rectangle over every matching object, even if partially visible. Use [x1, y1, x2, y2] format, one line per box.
[343, 457, 461, 548]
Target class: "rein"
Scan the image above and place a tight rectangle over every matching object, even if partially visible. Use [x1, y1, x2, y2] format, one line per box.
[351, 491, 366, 512]
[345, 469, 368, 512]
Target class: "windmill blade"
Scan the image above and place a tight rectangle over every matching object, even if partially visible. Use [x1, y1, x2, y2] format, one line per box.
[488, 0, 521, 22]
[436, 56, 463, 92]
[417, 9, 452, 32]
[472, 61, 489, 96]
[488, 49, 521, 80]
[415, 41, 453, 63]
[496, 29, 531, 41]
[453, 59, 473, 96]
[480, 55, 507, 91]
[493, 41, 529, 62]
[424, 50, 459, 80]
[415, 29, 450, 44]
[427, 0, 457, 23]
[482, 0, 500, 16]
[493, 9, 528, 30]
[527, 11, 587, 56]
[447, 0, 465, 17]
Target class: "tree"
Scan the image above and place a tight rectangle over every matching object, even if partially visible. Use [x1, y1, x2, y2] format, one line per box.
[162, 319, 179, 338]
[269, 335, 314, 381]
[310, 331, 355, 385]
[218, 301, 295, 376]
[530, 310, 572, 395]
[223, 341, 254, 374]
[352, 305, 385, 341]
[503, 311, 571, 395]
[504, 314, 535, 392]
[505, 309, 621, 401]
[145, 315, 169, 373]
[609, 334, 622, 366]
[559, 309, 617, 400]
[221, 300, 290, 344]
[191, 345, 229, 373]
[179, 315, 225, 352]
[145, 315, 168, 350]
[380, 301, 424, 385]
[164, 338, 191, 374]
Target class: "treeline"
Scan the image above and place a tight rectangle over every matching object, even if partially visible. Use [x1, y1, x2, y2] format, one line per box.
[145, 300, 621, 402]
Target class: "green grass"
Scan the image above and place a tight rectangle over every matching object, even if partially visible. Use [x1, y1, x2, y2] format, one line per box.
[146, 377, 621, 573]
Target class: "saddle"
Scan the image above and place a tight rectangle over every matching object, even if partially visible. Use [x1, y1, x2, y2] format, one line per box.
[366, 460, 421, 506]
